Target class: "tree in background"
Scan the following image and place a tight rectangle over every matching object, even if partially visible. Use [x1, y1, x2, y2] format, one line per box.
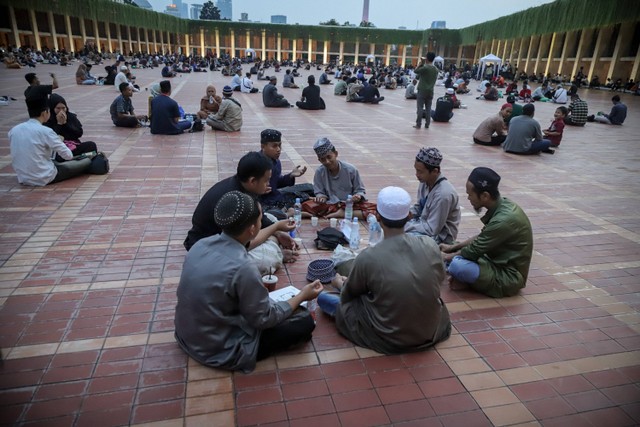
[360, 21, 375, 27]
[319, 19, 340, 26]
[200, 1, 221, 20]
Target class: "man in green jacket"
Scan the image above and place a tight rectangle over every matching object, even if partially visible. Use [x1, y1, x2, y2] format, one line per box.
[440, 167, 533, 298]
[413, 52, 438, 129]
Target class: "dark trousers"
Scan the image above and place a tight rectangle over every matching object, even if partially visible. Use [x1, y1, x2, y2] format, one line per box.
[257, 309, 315, 360]
[51, 157, 92, 183]
[474, 136, 505, 146]
[416, 91, 434, 127]
[113, 116, 139, 128]
[564, 116, 585, 126]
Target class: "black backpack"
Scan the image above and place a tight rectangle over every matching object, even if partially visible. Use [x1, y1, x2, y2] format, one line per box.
[314, 227, 349, 250]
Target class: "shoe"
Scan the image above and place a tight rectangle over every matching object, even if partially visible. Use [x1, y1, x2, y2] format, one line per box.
[412, 125, 421, 129]
[587, 114, 595, 122]
[542, 148, 555, 154]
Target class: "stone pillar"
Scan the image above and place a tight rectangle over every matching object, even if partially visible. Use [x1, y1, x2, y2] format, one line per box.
[385, 44, 390, 66]
[159, 30, 164, 54]
[557, 31, 571, 76]
[473, 41, 481, 63]
[308, 37, 313, 62]
[587, 28, 604, 82]
[630, 37, 640, 81]
[260, 30, 265, 59]
[524, 36, 536, 73]
[105, 22, 112, 53]
[292, 39, 297, 60]
[607, 22, 633, 81]
[323, 40, 328, 64]
[544, 32, 558, 75]
[79, 17, 87, 46]
[355, 41, 360, 64]
[216, 29, 221, 56]
[230, 29, 235, 57]
[402, 45, 408, 67]
[127, 27, 133, 54]
[48, 12, 59, 51]
[501, 40, 509, 62]
[456, 45, 463, 66]
[490, 39, 496, 54]
[65, 14, 74, 52]
[94, 20, 101, 52]
[166, 31, 171, 53]
[152, 29, 157, 53]
[29, 9, 42, 52]
[246, 30, 251, 50]
[9, 6, 20, 48]
[116, 24, 123, 54]
[184, 33, 190, 56]
[277, 33, 282, 61]
[516, 37, 525, 70]
[339, 41, 344, 64]
[200, 28, 205, 56]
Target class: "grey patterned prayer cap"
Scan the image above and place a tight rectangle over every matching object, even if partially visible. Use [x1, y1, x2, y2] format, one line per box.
[313, 137, 335, 157]
[214, 191, 257, 229]
[416, 147, 443, 168]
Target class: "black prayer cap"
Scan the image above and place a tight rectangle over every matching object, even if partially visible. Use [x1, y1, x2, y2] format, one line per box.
[260, 129, 282, 143]
[468, 167, 501, 193]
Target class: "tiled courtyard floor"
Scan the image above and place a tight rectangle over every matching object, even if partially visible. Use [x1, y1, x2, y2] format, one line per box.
[0, 62, 639, 427]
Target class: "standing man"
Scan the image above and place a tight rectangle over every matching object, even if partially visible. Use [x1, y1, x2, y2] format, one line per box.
[206, 85, 243, 132]
[502, 104, 554, 155]
[150, 80, 192, 135]
[405, 147, 460, 244]
[440, 167, 533, 298]
[317, 186, 451, 354]
[414, 52, 438, 129]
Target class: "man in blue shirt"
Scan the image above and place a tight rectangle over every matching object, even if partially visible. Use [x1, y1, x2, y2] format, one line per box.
[150, 80, 191, 135]
[590, 95, 627, 125]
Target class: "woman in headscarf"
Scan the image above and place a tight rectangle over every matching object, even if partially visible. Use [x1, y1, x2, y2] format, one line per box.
[197, 85, 222, 120]
[44, 94, 98, 161]
[75, 63, 96, 85]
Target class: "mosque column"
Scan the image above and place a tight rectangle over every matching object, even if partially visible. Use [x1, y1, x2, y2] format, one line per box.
[246, 30, 250, 50]
[570, 30, 586, 79]
[184, 33, 190, 56]
[607, 21, 633, 81]
[48, 12, 58, 51]
[277, 33, 282, 61]
[355, 41, 360, 64]
[630, 36, 640, 81]
[65, 15, 75, 52]
[159, 30, 164, 54]
[216, 29, 221, 56]
[524, 35, 535, 73]
[385, 44, 390, 66]
[495, 40, 501, 57]
[587, 28, 604, 82]
[516, 37, 525, 70]
[533, 34, 547, 75]
[369, 43, 375, 63]
[116, 24, 123, 54]
[105, 22, 112, 53]
[456, 45, 463, 66]
[339, 41, 344, 64]
[501, 40, 509, 62]
[200, 28, 205, 56]
[260, 30, 265, 59]
[557, 31, 570, 76]
[29, 10, 42, 52]
[292, 39, 297, 60]
[472, 40, 480, 64]
[402, 44, 408, 67]
[152, 29, 158, 53]
[544, 32, 558, 75]
[490, 39, 496, 54]
[127, 26, 133, 54]
[308, 37, 313, 62]
[166, 30, 171, 53]
[230, 29, 235, 57]
[94, 19, 101, 52]
[9, 6, 20, 48]
[323, 40, 328, 64]
[79, 17, 87, 46]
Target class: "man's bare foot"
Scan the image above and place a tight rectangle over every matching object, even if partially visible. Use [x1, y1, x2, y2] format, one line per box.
[326, 208, 345, 219]
[283, 249, 299, 263]
[448, 275, 470, 291]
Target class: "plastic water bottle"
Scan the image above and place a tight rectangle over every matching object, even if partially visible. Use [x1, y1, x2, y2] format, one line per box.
[293, 198, 302, 229]
[349, 218, 360, 250]
[345, 195, 353, 222]
[367, 214, 382, 246]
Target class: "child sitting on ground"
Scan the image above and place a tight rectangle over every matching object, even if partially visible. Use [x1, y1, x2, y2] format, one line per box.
[543, 107, 567, 147]
[302, 137, 377, 219]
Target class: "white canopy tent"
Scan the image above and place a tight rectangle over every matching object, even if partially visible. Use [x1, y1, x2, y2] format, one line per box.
[433, 56, 444, 70]
[477, 54, 502, 80]
[245, 48, 256, 59]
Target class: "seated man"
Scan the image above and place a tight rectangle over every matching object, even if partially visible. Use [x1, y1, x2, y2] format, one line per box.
[473, 103, 511, 146]
[564, 92, 588, 126]
[319, 69, 332, 85]
[430, 95, 454, 123]
[317, 186, 451, 354]
[110, 82, 146, 128]
[282, 69, 299, 88]
[361, 79, 385, 104]
[346, 79, 364, 102]
[334, 76, 347, 96]
[230, 68, 242, 91]
[589, 95, 627, 125]
[184, 152, 300, 268]
[301, 138, 376, 219]
[477, 82, 499, 101]
[259, 129, 307, 212]
[503, 104, 554, 154]
[175, 190, 322, 373]
[206, 85, 243, 132]
[405, 79, 417, 100]
[296, 75, 326, 110]
[150, 80, 191, 135]
[161, 63, 176, 78]
[441, 167, 533, 298]
[263, 76, 292, 108]
[405, 148, 460, 244]
[9, 97, 91, 186]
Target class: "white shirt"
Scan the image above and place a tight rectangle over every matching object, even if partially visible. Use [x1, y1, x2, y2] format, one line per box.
[9, 119, 73, 186]
[114, 72, 128, 91]
[553, 88, 568, 104]
[241, 77, 254, 93]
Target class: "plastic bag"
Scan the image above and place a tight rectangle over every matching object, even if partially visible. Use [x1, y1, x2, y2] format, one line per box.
[332, 245, 357, 267]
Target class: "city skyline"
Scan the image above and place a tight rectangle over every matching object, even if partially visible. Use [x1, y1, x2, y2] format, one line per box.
[146, 0, 556, 29]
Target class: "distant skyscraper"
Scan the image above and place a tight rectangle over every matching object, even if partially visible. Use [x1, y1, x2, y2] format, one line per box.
[362, 0, 369, 23]
[240, 12, 249, 22]
[190, 4, 203, 20]
[216, 0, 232, 20]
[164, 4, 180, 18]
[271, 15, 286, 24]
[430, 21, 446, 29]
[132, 0, 153, 11]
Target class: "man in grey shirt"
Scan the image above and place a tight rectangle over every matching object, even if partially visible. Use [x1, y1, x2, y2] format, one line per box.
[405, 147, 460, 244]
[503, 103, 554, 155]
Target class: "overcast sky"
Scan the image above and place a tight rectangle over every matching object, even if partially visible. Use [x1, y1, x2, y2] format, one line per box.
[148, 0, 556, 29]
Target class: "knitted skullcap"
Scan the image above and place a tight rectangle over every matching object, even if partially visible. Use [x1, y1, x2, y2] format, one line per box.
[416, 147, 442, 168]
[214, 191, 257, 230]
[222, 85, 233, 96]
[313, 137, 335, 157]
[468, 167, 501, 193]
[501, 103, 513, 110]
